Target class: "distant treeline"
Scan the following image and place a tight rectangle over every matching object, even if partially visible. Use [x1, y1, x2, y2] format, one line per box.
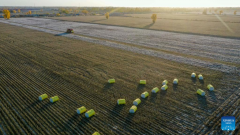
[74, 7, 240, 14]
[1, 7, 239, 14]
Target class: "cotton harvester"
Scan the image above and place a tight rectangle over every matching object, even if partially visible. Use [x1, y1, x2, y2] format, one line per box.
[66, 29, 74, 33]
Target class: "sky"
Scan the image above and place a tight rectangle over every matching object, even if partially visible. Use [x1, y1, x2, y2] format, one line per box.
[2, 0, 240, 7]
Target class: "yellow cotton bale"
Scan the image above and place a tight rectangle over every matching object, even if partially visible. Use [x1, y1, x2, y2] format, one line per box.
[141, 91, 149, 98]
[50, 96, 59, 103]
[198, 74, 203, 80]
[139, 80, 146, 84]
[39, 94, 48, 101]
[173, 79, 178, 84]
[151, 87, 159, 93]
[129, 105, 137, 113]
[162, 80, 168, 85]
[108, 79, 115, 83]
[92, 132, 100, 135]
[85, 109, 95, 118]
[197, 89, 205, 96]
[191, 73, 196, 78]
[77, 106, 87, 114]
[117, 99, 126, 105]
[133, 98, 141, 106]
[207, 84, 214, 91]
[161, 85, 168, 90]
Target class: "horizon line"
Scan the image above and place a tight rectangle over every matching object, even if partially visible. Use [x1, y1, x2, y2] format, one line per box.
[1, 6, 240, 8]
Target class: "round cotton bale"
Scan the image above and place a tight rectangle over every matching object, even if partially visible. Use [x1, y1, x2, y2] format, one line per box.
[133, 98, 141, 106]
[141, 91, 149, 98]
[108, 79, 115, 84]
[161, 85, 168, 90]
[198, 74, 203, 80]
[77, 106, 87, 114]
[162, 80, 168, 85]
[117, 99, 126, 105]
[207, 84, 214, 91]
[191, 73, 196, 78]
[50, 96, 59, 103]
[173, 79, 178, 84]
[85, 109, 95, 118]
[129, 105, 137, 113]
[152, 87, 159, 93]
[197, 89, 205, 96]
[92, 132, 100, 135]
[139, 80, 146, 84]
[39, 94, 48, 101]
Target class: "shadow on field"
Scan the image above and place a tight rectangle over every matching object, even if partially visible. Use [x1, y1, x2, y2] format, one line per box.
[191, 77, 197, 84]
[199, 80, 204, 85]
[150, 93, 157, 103]
[75, 117, 92, 129]
[123, 113, 136, 134]
[137, 98, 147, 108]
[209, 91, 217, 101]
[160, 90, 167, 97]
[197, 95, 208, 108]
[109, 104, 125, 117]
[103, 83, 114, 90]
[137, 84, 145, 90]
[173, 84, 178, 91]
[55, 33, 69, 36]
[124, 113, 135, 126]
[64, 114, 80, 130]
[25, 100, 40, 110]
[38, 102, 54, 112]
[90, 19, 106, 23]
[143, 23, 154, 29]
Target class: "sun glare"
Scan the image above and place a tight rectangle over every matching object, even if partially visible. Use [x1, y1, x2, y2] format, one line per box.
[1, 0, 240, 7]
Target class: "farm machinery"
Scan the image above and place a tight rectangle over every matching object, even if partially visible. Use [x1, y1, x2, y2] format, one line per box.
[66, 29, 74, 33]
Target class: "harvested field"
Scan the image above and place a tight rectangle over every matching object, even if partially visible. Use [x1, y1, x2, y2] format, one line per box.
[0, 19, 240, 135]
[126, 13, 240, 22]
[50, 14, 240, 38]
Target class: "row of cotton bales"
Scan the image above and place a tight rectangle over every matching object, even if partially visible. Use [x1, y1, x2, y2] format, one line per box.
[191, 72, 215, 96]
[39, 94, 59, 102]
[116, 98, 141, 113]
[37, 73, 213, 135]
[38, 95, 99, 134]
[191, 73, 204, 80]
[109, 78, 179, 113]
[109, 79, 141, 113]
[38, 94, 96, 118]
[77, 107, 95, 118]
[109, 79, 139, 113]
[109, 73, 215, 113]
